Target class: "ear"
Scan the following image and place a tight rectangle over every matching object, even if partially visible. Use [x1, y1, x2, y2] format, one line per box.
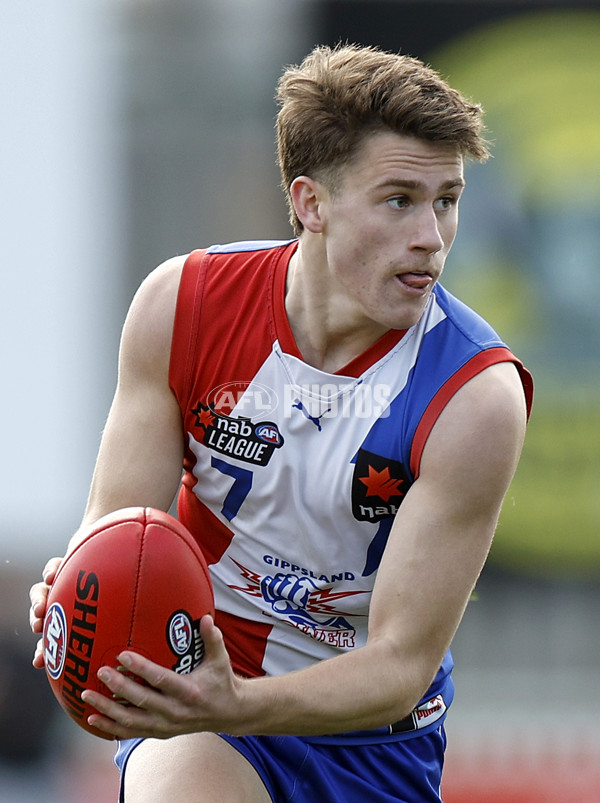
[289, 176, 328, 234]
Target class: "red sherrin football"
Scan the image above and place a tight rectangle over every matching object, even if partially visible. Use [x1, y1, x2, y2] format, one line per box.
[42, 507, 214, 739]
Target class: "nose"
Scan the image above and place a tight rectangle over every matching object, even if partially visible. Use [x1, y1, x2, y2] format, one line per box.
[409, 206, 444, 254]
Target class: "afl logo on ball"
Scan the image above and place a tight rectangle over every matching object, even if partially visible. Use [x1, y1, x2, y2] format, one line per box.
[168, 610, 193, 655]
[43, 602, 68, 680]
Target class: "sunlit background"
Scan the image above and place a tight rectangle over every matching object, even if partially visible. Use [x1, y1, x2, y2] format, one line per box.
[1, 1, 598, 801]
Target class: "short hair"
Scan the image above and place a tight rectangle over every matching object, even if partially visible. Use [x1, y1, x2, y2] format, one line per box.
[276, 43, 490, 234]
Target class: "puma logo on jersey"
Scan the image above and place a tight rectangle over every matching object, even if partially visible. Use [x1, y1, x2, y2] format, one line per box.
[291, 399, 331, 431]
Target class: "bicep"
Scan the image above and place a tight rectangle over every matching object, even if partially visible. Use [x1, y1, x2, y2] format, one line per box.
[83, 383, 184, 523]
[82, 257, 186, 526]
[367, 362, 528, 684]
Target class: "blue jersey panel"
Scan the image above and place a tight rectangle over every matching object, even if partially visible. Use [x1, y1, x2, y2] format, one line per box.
[359, 283, 508, 477]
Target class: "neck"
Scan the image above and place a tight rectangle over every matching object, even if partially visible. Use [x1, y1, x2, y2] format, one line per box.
[285, 239, 389, 373]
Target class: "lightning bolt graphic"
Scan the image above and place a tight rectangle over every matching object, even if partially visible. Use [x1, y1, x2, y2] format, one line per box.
[305, 587, 368, 617]
[227, 557, 264, 598]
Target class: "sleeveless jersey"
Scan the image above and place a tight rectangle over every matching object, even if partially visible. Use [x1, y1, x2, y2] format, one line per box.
[169, 240, 533, 711]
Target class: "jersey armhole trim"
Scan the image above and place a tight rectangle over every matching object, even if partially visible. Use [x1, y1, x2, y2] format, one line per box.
[168, 249, 208, 410]
[409, 347, 532, 478]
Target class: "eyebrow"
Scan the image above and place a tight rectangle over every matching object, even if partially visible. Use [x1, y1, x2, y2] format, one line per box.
[378, 178, 466, 192]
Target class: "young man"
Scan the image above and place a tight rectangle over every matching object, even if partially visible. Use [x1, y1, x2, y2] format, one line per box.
[30, 44, 533, 802]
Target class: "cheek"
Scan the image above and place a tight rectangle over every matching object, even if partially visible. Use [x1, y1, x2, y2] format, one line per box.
[325, 214, 387, 287]
[328, 245, 368, 292]
[336, 252, 382, 298]
[442, 213, 459, 248]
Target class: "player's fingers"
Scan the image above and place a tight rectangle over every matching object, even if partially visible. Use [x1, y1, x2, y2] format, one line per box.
[85, 711, 127, 740]
[85, 704, 168, 741]
[86, 661, 180, 722]
[29, 556, 62, 620]
[104, 666, 164, 709]
[29, 581, 49, 629]
[83, 664, 159, 713]
[199, 613, 225, 659]
[83, 686, 158, 738]
[42, 556, 63, 584]
[111, 624, 223, 698]
[94, 652, 182, 704]
[32, 638, 45, 669]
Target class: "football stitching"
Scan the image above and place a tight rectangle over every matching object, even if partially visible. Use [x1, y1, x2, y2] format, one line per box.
[126, 511, 146, 648]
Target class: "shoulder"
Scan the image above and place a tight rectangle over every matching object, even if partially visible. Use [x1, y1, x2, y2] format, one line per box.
[119, 254, 188, 380]
[124, 254, 187, 336]
[419, 362, 528, 510]
[429, 361, 528, 456]
[127, 254, 188, 325]
[442, 361, 528, 439]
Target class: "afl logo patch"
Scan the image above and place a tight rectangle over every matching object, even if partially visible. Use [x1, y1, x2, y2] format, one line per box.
[43, 602, 68, 680]
[168, 611, 193, 656]
[255, 423, 282, 446]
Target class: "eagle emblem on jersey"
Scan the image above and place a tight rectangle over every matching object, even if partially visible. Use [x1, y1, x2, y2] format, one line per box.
[191, 402, 284, 467]
[351, 448, 411, 522]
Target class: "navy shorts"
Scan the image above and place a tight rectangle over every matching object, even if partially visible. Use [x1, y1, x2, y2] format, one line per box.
[114, 726, 446, 802]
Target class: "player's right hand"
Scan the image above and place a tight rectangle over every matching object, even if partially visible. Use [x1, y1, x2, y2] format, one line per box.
[29, 556, 63, 668]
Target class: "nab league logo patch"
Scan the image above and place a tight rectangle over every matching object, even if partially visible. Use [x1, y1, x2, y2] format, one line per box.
[351, 448, 411, 522]
[43, 602, 68, 680]
[191, 401, 284, 466]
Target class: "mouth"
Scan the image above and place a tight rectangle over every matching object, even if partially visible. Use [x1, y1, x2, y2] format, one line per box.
[394, 271, 435, 295]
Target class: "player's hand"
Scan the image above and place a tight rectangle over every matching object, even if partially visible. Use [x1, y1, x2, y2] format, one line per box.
[80, 615, 242, 740]
[29, 556, 63, 668]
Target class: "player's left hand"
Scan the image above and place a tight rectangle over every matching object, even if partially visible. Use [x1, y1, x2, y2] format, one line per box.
[81, 615, 242, 740]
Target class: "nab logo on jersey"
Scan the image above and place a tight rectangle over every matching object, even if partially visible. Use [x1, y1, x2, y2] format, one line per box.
[351, 449, 411, 522]
[191, 402, 284, 466]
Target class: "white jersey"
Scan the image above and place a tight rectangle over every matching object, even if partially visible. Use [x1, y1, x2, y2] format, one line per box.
[169, 240, 533, 700]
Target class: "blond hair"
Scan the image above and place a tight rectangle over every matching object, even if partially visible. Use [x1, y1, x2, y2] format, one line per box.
[276, 44, 489, 234]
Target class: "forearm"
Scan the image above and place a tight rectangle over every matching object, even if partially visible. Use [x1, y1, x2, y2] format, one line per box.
[229, 636, 427, 737]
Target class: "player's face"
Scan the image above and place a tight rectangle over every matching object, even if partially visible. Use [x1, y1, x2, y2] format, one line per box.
[319, 131, 465, 331]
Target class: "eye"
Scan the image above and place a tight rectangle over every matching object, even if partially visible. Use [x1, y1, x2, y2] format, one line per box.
[387, 196, 410, 210]
[434, 196, 459, 212]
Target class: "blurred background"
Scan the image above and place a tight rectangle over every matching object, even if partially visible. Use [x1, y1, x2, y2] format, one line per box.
[1, 1, 598, 800]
